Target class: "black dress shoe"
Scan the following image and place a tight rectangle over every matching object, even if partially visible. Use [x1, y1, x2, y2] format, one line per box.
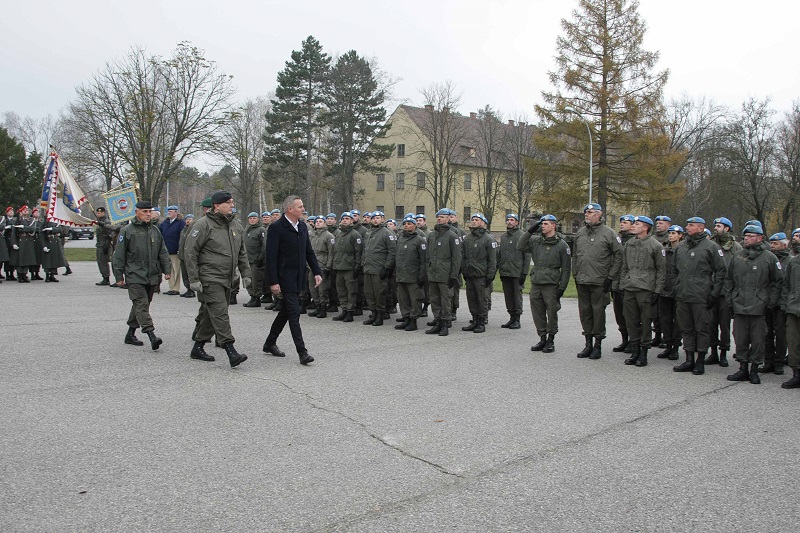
[263, 343, 286, 357]
[299, 352, 315, 365]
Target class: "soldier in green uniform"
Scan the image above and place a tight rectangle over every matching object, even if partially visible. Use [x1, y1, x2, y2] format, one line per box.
[572, 203, 623, 359]
[460, 213, 497, 333]
[324, 212, 340, 312]
[780, 251, 800, 388]
[94, 206, 114, 285]
[309, 216, 335, 318]
[497, 213, 530, 330]
[415, 213, 431, 316]
[10, 205, 38, 283]
[518, 214, 571, 352]
[361, 211, 397, 326]
[763, 232, 791, 375]
[447, 209, 467, 322]
[184, 191, 251, 367]
[425, 209, 462, 336]
[650, 215, 671, 348]
[394, 216, 428, 331]
[671, 217, 727, 375]
[706, 216, 742, 367]
[611, 214, 635, 354]
[177, 214, 195, 297]
[242, 212, 267, 308]
[112, 201, 172, 350]
[331, 212, 363, 323]
[620, 216, 666, 367]
[40, 220, 67, 282]
[656, 225, 684, 361]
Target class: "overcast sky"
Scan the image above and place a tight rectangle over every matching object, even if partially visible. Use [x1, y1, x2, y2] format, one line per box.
[2, 0, 798, 122]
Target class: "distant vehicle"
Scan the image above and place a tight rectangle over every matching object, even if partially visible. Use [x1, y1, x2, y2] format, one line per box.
[69, 227, 94, 240]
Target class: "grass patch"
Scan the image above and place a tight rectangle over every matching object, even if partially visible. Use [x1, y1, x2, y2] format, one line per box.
[65, 248, 97, 262]
[492, 275, 577, 298]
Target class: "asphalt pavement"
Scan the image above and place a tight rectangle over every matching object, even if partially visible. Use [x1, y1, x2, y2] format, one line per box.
[1, 262, 798, 532]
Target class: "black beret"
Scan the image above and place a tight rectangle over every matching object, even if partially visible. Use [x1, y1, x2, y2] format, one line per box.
[96, 206, 106, 212]
[136, 200, 153, 209]
[211, 191, 233, 205]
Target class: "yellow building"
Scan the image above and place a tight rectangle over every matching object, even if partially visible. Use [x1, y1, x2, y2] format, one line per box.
[354, 105, 534, 232]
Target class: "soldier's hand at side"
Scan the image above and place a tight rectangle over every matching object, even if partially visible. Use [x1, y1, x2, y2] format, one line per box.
[705, 295, 716, 310]
[164, 274, 171, 280]
[557, 288, 565, 299]
[379, 266, 388, 280]
[484, 276, 493, 288]
[447, 278, 457, 289]
[519, 275, 526, 289]
[418, 274, 427, 288]
[314, 275, 322, 288]
[116, 279, 125, 287]
[602, 278, 613, 293]
[12, 244, 19, 250]
[43, 247, 50, 252]
[190, 281, 203, 293]
[649, 293, 659, 304]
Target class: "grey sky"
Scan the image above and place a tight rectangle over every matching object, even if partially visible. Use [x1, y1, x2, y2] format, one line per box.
[2, 0, 797, 122]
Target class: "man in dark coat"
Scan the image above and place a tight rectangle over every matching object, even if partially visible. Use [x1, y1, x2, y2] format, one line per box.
[159, 205, 186, 295]
[262, 195, 322, 365]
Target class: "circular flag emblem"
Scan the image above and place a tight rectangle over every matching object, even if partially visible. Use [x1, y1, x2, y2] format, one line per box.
[118, 198, 129, 211]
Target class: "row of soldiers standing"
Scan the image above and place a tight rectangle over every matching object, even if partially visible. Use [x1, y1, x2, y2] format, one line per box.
[1, 204, 71, 284]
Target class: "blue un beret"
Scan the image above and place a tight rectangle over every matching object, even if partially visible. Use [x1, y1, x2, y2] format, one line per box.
[686, 216, 705, 224]
[770, 232, 787, 241]
[668, 225, 684, 233]
[635, 215, 654, 226]
[655, 215, 671, 222]
[620, 214, 635, 223]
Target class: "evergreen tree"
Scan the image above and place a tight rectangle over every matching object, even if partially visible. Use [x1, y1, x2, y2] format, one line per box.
[535, 0, 682, 211]
[263, 36, 331, 203]
[0, 128, 42, 206]
[322, 51, 394, 210]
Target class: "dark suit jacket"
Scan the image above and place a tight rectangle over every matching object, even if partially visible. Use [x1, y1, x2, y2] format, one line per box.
[265, 215, 321, 294]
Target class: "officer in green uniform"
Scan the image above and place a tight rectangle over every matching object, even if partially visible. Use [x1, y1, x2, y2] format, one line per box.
[763, 232, 791, 375]
[461, 213, 497, 333]
[706, 216, 742, 367]
[780, 251, 800, 388]
[620, 216, 666, 367]
[518, 214, 571, 353]
[497, 213, 530, 330]
[94, 206, 113, 285]
[184, 191, 251, 367]
[361, 211, 397, 326]
[724, 225, 783, 384]
[40, 220, 67, 282]
[611, 214, 635, 353]
[650, 215, 671, 347]
[324, 212, 340, 312]
[425, 209, 462, 336]
[447, 209, 467, 322]
[331, 212, 363, 322]
[112, 201, 172, 350]
[309, 216, 335, 318]
[394, 216, 428, 331]
[572, 203, 623, 359]
[242, 212, 267, 308]
[415, 213, 431, 316]
[656, 225, 684, 361]
[671, 217, 727, 375]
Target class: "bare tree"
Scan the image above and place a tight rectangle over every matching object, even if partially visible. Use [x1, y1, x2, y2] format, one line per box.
[1, 112, 65, 156]
[503, 113, 537, 219]
[471, 106, 507, 226]
[774, 101, 800, 230]
[661, 95, 727, 183]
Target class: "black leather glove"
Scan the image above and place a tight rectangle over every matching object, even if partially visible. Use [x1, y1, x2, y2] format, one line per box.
[519, 275, 526, 289]
[484, 276, 493, 288]
[650, 293, 659, 304]
[602, 278, 613, 293]
[418, 274, 427, 288]
[379, 266, 388, 280]
[527, 221, 542, 234]
[447, 278, 457, 289]
[557, 288, 565, 299]
[706, 295, 716, 310]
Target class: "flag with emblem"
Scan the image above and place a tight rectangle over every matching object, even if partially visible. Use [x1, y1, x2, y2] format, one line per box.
[40, 150, 95, 227]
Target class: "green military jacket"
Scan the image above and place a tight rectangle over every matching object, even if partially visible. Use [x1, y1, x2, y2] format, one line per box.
[725, 242, 782, 315]
[671, 232, 726, 303]
[331, 225, 363, 271]
[361, 223, 397, 274]
[712, 232, 743, 267]
[653, 229, 670, 246]
[244, 220, 267, 265]
[572, 221, 623, 286]
[395, 229, 427, 283]
[781, 254, 800, 315]
[498, 226, 531, 278]
[662, 242, 680, 298]
[426, 223, 462, 283]
[612, 231, 635, 290]
[462, 227, 497, 279]
[177, 224, 191, 261]
[352, 221, 368, 238]
[311, 227, 335, 271]
[112, 218, 171, 285]
[517, 231, 571, 290]
[95, 216, 113, 246]
[620, 235, 666, 293]
[184, 210, 250, 289]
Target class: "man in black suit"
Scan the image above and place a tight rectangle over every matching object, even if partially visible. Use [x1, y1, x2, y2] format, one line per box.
[263, 195, 322, 365]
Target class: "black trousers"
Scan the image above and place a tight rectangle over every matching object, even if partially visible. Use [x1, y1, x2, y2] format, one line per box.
[765, 307, 787, 365]
[266, 292, 307, 354]
[658, 296, 681, 345]
[501, 276, 523, 316]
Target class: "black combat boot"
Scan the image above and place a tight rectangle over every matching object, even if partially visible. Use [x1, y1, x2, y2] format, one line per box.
[146, 330, 162, 351]
[404, 318, 418, 331]
[462, 316, 478, 331]
[472, 317, 486, 333]
[342, 311, 354, 322]
[308, 307, 318, 317]
[372, 314, 384, 326]
[242, 296, 261, 308]
[612, 333, 629, 352]
[577, 336, 593, 358]
[45, 272, 53, 282]
[183, 290, 196, 298]
[190, 341, 215, 361]
[781, 368, 800, 389]
[64, 266, 72, 275]
[332, 310, 348, 321]
[757, 362, 775, 373]
[363, 313, 376, 325]
[718, 348, 729, 367]
[652, 331, 662, 348]
[704, 346, 720, 365]
[31, 271, 43, 280]
[326, 303, 338, 312]
[668, 344, 680, 360]
[656, 344, 672, 359]
[624, 345, 640, 365]
[438, 320, 449, 336]
[501, 315, 514, 328]
[352, 307, 363, 316]
[774, 361, 784, 375]
[508, 314, 521, 330]
[749, 366, 761, 384]
[692, 352, 706, 375]
[426, 319, 438, 326]
[425, 320, 442, 335]
[727, 362, 750, 381]
[124, 327, 144, 346]
[264, 301, 276, 310]
[395, 318, 410, 330]
[588, 338, 602, 360]
[307, 301, 317, 310]
[50, 273, 59, 282]
[673, 351, 695, 372]
[316, 308, 327, 319]
[531, 336, 547, 351]
[635, 347, 649, 367]
[542, 334, 555, 353]
[223, 343, 247, 367]
[96, 277, 110, 286]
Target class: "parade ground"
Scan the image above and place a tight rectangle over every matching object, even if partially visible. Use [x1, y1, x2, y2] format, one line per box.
[1, 260, 798, 532]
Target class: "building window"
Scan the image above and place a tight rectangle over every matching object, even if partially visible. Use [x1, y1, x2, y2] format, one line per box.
[464, 173, 472, 190]
[463, 207, 470, 223]
[416, 206, 425, 215]
[376, 205, 384, 212]
[395, 206, 404, 220]
[416, 172, 425, 189]
[376, 174, 384, 191]
[396, 173, 405, 190]
[397, 144, 405, 157]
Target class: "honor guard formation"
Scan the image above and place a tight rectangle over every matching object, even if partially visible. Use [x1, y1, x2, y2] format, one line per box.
[7, 193, 800, 390]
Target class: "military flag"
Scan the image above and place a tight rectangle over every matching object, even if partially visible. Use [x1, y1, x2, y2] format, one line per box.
[40, 151, 95, 227]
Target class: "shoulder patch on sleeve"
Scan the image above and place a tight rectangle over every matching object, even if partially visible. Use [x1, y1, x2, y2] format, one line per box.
[616, 236, 622, 243]
[421, 243, 426, 250]
[118, 234, 124, 243]
[566, 246, 571, 255]
[491, 241, 498, 248]
[662, 249, 666, 256]
[356, 238, 362, 245]
[718, 249, 724, 256]
[330, 238, 335, 244]
[777, 262, 782, 270]
[389, 235, 396, 241]
[454, 238, 460, 245]
[191, 229, 199, 238]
